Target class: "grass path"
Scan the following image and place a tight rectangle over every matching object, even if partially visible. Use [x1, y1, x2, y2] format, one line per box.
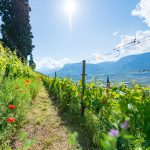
[14, 84, 74, 150]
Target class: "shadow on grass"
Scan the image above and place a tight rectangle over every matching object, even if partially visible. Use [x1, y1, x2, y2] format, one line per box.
[43, 86, 100, 150]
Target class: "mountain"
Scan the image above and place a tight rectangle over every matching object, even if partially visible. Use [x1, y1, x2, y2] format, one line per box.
[55, 52, 150, 77]
[36, 66, 61, 76]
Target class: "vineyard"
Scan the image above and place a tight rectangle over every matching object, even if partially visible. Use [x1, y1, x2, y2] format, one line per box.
[1, 42, 150, 149]
[42, 76, 150, 149]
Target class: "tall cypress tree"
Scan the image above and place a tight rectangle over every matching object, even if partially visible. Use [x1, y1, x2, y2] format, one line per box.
[0, 0, 34, 61]
[29, 53, 36, 70]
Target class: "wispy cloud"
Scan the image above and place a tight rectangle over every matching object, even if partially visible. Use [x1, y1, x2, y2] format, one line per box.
[113, 31, 119, 36]
[90, 30, 150, 64]
[131, 0, 150, 27]
[35, 57, 70, 73]
[117, 30, 150, 57]
[117, 0, 150, 57]
[119, 0, 150, 57]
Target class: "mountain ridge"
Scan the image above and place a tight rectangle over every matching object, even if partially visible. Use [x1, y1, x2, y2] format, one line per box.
[53, 52, 150, 77]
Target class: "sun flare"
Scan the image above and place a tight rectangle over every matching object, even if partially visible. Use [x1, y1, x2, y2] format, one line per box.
[65, 0, 77, 29]
[65, 0, 76, 14]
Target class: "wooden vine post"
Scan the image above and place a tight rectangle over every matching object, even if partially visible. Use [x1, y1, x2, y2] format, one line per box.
[81, 60, 86, 116]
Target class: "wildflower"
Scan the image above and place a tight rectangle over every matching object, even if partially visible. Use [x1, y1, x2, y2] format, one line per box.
[108, 129, 119, 137]
[25, 80, 30, 85]
[121, 121, 129, 129]
[15, 86, 18, 90]
[22, 90, 25, 93]
[8, 105, 15, 110]
[26, 79, 30, 83]
[8, 117, 15, 123]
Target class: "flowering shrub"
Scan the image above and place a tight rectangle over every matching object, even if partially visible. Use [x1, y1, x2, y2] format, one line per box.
[0, 77, 41, 148]
[0, 42, 41, 149]
[0, 78, 41, 148]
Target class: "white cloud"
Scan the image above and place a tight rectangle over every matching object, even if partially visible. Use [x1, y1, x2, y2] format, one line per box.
[117, 0, 150, 58]
[90, 30, 150, 63]
[131, 0, 150, 27]
[113, 31, 119, 36]
[116, 30, 150, 58]
[35, 57, 70, 74]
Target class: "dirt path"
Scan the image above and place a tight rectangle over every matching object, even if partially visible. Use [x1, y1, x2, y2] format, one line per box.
[14, 85, 74, 150]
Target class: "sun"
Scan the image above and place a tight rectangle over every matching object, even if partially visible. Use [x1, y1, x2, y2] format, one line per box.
[65, 0, 77, 29]
[65, 0, 76, 14]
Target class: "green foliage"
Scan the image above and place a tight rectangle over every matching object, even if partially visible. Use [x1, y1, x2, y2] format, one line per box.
[18, 131, 28, 142]
[68, 132, 79, 148]
[0, 0, 34, 60]
[0, 43, 40, 148]
[0, 43, 37, 79]
[42, 76, 150, 149]
[23, 139, 36, 150]
[0, 77, 41, 148]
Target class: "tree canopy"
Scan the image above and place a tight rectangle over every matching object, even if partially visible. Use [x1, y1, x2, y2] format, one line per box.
[0, 0, 34, 61]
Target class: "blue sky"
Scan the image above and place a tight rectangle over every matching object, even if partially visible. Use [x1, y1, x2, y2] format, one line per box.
[30, 0, 148, 62]
[29, 0, 150, 72]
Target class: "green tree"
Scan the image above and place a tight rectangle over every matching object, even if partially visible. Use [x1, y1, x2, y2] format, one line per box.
[0, 0, 34, 62]
[29, 53, 36, 70]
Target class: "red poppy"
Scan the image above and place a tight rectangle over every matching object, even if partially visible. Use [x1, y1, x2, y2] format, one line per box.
[15, 86, 18, 90]
[22, 90, 25, 93]
[26, 80, 30, 85]
[8, 105, 15, 110]
[8, 117, 15, 123]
